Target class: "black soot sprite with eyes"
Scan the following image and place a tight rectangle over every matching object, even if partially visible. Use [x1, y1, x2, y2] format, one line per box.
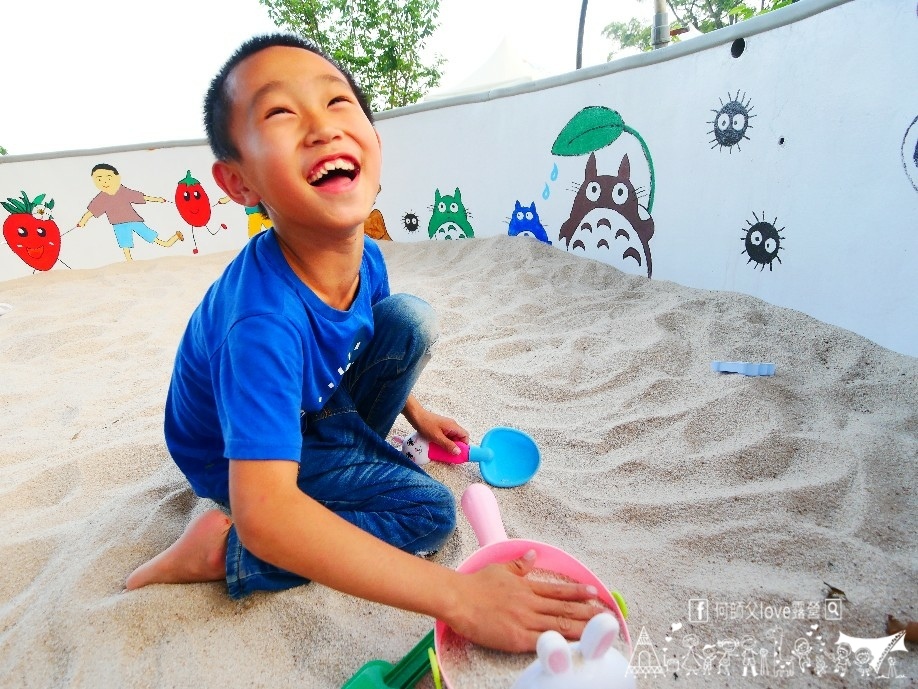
[709, 91, 755, 152]
[741, 212, 784, 271]
[402, 212, 419, 234]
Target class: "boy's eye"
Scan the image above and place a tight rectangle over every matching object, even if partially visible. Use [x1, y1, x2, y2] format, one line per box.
[329, 95, 351, 106]
[265, 107, 291, 118]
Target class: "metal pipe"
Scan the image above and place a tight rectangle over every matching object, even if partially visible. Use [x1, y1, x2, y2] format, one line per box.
[576, 0, 588, 68]
[652, 0, 670, 50]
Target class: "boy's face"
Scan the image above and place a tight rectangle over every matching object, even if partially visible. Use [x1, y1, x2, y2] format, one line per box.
[92, 169, 121, 195]
[218, 46, 381, 238]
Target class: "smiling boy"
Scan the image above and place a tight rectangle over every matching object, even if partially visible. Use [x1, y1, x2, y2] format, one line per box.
[125, 34, 599, 653]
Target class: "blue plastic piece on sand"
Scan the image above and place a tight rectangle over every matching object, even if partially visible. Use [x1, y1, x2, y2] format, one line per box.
[711, 361, 776, 376]
[474, 427, 541, 488]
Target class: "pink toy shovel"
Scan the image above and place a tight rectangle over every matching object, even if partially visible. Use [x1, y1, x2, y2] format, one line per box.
[397, 427, 541, 488]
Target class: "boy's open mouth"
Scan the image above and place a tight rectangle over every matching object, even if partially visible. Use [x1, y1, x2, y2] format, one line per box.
[307, 156, 359, 187]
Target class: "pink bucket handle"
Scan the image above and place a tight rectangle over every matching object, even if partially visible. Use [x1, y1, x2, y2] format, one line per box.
[461, 483, 508, 547]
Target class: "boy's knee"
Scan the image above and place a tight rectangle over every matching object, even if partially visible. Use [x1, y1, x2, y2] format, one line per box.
[425, 482, 457, 548]
[375, 293, 438, 351]
[431, 480, 456, 524]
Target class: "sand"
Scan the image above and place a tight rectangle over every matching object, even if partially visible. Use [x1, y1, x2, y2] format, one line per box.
[0, 235, 915, 689]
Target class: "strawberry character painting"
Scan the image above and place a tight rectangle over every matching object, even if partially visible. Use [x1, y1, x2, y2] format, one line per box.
[174, 170, 230, 254]
[175, 169, 212, 228]
[2, 191, 67, 271]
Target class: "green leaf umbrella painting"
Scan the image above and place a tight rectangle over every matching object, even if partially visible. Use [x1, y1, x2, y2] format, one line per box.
[552, 106, 656, 212]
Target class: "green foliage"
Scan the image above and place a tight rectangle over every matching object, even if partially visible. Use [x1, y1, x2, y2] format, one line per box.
[601, 18, 653, 59]
[259, 0, 444, 111]
[0, 145, 7, 156]
[603, 0, 798, 57]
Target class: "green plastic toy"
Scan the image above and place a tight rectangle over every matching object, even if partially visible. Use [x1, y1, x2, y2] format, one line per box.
[343, 630, 434, 689]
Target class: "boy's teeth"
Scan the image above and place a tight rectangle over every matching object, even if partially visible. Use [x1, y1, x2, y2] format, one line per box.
[309, 158, 356, 184]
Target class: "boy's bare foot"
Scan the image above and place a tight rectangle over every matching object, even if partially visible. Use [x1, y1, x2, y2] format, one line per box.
[125, 509, 232, 590]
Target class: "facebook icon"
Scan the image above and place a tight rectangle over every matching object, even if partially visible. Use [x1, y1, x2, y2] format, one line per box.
[689, 598, 710, 623]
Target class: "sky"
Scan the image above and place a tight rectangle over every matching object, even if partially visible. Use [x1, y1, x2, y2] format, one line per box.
[0, 0, 649, 156]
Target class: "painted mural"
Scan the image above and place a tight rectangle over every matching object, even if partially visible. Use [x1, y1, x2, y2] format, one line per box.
[551, 107, 656, 278]
[741, 212, 785, 272]
[506, 201, 551, 244]
[246, 205, 274, 237]
[364, 208, 392, 241]
[552, 106, 656, 212]
[0, 0, 915, 357]
[78, 164, 185, 261]
[903, 115, 918, 194]
[0, 158, 255, 273]
[427, 188, 475, 239]
[557, 152, 655, 278]
[2, 191, 67, 271]
[173, 169, 231, 254]
[708, 91, 755, 153]
[401, 211, 420, 235]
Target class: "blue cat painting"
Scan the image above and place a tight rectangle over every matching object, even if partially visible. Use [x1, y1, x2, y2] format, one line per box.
[507, 201, 551, 244]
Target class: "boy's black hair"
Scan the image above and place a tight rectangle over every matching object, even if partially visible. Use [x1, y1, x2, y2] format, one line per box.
[204, 33, 374, 162]
[91, 163, 119, 175]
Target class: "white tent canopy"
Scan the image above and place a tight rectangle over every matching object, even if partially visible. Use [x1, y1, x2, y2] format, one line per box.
[424, 36, 544, 101]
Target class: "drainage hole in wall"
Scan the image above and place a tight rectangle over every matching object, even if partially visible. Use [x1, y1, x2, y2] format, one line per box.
[779, 137, 785, 146]
[731, 38, 746, 58]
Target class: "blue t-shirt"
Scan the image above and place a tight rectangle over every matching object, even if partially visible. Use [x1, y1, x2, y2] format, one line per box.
[164, 230, 390, 502]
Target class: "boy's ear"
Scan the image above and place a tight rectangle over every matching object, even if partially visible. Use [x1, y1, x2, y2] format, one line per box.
[212, 160, 260, 207]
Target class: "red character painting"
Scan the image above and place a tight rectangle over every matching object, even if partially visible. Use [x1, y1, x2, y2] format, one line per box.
[174, 170, 230, 254]
[2, 191, 69, 271]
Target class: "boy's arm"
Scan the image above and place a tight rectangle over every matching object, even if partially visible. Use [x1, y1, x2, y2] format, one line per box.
[401, 394, 468, 455]
[229, 458, 600, 652]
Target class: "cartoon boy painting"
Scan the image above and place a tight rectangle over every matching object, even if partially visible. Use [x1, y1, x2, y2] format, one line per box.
[77, 163, 184, 260]
[244, 203, 273, 237]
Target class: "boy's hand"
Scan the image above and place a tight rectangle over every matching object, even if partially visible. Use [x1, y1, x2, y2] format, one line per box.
[412, 409, 469, 456]
[402, 395, 468, 455]
[445, 550, 603, 652]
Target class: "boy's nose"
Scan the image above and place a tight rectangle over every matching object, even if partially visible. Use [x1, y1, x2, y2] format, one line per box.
[304, 115, 342, 146]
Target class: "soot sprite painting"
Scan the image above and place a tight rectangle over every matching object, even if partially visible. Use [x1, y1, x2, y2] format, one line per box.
[709, 91, 755, 152]
[402, 212, 420, 234]
[741, 212, 784, 271]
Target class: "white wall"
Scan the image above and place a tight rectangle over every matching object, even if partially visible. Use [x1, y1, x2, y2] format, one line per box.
[2, 0, 916, 357]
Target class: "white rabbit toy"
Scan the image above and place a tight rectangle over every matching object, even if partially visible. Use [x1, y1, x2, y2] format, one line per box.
[397, 431, 430, 465]
[511, 612, 636, 689]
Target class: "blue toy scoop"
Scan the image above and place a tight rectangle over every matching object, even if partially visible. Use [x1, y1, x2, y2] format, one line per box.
[404, 426, 542, 488]
[471, 427, 541, 488]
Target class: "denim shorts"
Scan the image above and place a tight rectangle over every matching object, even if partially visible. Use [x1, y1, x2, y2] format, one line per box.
[225, 293, 456, 599]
